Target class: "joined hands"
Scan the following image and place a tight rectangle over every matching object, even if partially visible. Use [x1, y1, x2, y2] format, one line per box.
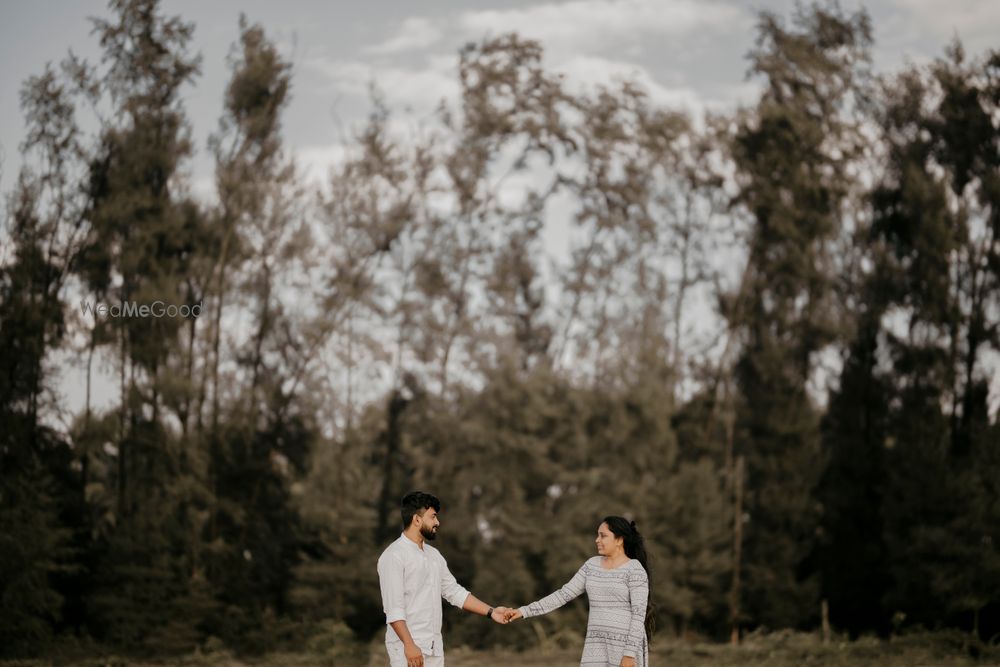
[488, 607, 523, 624]
[504, 608, 523, 622]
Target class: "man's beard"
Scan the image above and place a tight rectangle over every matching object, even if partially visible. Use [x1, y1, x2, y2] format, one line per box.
[420, 525, 437, 541]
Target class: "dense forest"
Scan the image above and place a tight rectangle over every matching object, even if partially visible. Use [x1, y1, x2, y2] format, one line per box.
[1, 0, 999, 660]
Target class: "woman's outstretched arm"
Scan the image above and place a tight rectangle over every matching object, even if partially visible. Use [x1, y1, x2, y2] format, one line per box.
[514, 561, 588, 619]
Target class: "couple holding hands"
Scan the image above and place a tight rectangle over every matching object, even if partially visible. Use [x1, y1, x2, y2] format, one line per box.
[377, 492, 653, 667]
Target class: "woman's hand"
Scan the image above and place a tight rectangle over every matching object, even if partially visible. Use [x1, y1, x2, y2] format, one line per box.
[619, 656, 636, 667]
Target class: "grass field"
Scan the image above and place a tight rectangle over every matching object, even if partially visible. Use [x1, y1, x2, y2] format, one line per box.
[6, 631, 1000, 667]
[440, 633, 1000, 667]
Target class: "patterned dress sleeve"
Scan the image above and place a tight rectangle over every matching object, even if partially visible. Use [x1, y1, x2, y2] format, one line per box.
[623, 564, 649, 659]
[518, 561, 588, 619]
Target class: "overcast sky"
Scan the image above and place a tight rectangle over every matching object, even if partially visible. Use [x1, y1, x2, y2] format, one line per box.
[2, 0, 998, 421]
[2, 0, 999, 195]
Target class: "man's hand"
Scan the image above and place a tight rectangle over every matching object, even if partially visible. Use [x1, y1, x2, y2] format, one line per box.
[403, 641, 424, 667]
[619, 656, 636, 667]
[505, 608, 523, 622]
[491, 606, 510, 624]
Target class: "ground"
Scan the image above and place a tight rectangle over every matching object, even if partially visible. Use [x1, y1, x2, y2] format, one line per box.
[7, 631, 1000, 667]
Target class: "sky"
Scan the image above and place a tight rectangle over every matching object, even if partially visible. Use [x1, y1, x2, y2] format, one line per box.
[3, 0, 999, 194]
[1, 0, 999, 421]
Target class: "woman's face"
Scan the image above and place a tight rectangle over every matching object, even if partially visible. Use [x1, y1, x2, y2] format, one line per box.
[595, 522, 623, 557]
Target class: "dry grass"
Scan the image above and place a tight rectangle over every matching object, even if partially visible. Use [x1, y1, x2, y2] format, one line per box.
[8, 631, 1000, 667]
[443, 637, 1000, 667]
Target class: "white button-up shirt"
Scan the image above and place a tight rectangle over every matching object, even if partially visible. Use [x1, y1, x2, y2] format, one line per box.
[377, 533, 471, 656]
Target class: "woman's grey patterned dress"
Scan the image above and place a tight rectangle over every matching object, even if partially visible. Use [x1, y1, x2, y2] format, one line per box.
[518, 557, 649, 667]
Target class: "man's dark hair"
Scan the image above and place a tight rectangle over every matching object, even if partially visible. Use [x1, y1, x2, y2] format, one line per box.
[400, 491, 440, 529]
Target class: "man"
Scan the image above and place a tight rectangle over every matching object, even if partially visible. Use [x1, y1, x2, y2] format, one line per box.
[377, 491, 510, 667]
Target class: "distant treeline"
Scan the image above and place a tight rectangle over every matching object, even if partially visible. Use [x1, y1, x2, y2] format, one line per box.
[1, 0, 999, 658]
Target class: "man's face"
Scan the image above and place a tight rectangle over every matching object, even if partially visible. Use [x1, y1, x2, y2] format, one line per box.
[416, 506, 440, 540]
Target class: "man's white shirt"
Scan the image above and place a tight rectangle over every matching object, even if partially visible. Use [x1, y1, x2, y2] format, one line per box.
[377, 533, 470, 657]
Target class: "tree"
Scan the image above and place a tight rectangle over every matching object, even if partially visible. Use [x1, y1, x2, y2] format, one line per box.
[819, 306, 891, 635]
[872, 44, 1000, 636]
[727, 3, 873, 630]
[0, 57, 92, 657]
[201, 16, 315, 650]
[70, 0, 210, 651]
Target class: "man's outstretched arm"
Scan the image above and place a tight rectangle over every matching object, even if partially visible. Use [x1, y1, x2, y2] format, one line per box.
[439, 554, 510, 623]
[461, 593, 511, 623]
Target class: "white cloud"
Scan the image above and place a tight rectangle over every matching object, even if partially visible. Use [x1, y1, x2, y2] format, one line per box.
[305, 0, 760, 129]
[304, 55, 459, 113]
[556, 55, 706, 113]
[294, 114, 448, 190]
[365, 17, 443, 55]
[705, 80, 764, 109]
[878, 0, 1000, 69]
[296, 143, 351, 186]
[458, 0, 750, 57]
[890, 0, 1000, 41]
[190, 174, 217, 204]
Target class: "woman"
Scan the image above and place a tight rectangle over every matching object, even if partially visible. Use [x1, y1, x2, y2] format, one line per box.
[508, 516, 653, 667]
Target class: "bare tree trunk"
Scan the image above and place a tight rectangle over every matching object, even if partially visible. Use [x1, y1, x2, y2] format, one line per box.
[195, 292, 216, 438]
[248, 263, 273, 425]
[85, 329, 95, 419]
[118, 326, 128, 519]
[83, 328, 95, 497]
[211, 283, 226, 433]
[670, 191, 696, 400]
[128, 356, 137, 518]
[151, 357, 160, 425]
[181, 281, 198, 439]
[730, 453, 744, 645]
[438, 216, 476, 396]
[822, 598, 830, 643]
[346, 307, 354, 431]
[209, 218, 236, 434]
[554, 228, 603, 371]
[376, 390, 409, 546]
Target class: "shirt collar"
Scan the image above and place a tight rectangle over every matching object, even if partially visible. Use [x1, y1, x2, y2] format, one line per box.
[399, 532, 426, 552]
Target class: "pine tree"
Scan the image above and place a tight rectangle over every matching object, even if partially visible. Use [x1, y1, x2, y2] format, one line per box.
[873, 44, 1000, 636]
[727, 3, 872, 630]
[72, 0, 207, 650]
[201, 16, 314, 650]
[819, 307, 891, 635]
[0, 58, 92, 657]
[0, 199, 71, 656]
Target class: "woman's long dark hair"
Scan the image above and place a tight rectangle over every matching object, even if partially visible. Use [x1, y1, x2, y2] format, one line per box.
[603, 515, 656, 640]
